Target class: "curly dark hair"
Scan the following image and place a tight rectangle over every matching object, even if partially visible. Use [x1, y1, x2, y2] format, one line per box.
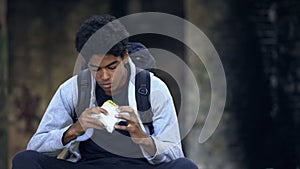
[75, 15, 129, 61]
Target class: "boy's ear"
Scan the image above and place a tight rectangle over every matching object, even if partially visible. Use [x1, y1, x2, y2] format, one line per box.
[123, 50, 129, 64]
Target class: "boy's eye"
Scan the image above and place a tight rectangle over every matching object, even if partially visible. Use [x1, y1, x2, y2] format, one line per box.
[106, 62, 119, 70]
[107, 65, 117, 70]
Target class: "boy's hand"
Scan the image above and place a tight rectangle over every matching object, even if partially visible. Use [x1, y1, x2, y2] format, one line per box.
[114, 106, 148, 144]
[62, 107, 108, 145]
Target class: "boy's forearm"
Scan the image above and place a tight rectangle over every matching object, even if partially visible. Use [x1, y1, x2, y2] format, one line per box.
[62, 122, 84, 145]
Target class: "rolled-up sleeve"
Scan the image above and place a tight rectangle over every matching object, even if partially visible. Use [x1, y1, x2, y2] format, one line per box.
[140, 76, 184, 164]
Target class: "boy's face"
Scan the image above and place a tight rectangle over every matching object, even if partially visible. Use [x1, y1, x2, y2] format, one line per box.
[88, 52, 129, 96]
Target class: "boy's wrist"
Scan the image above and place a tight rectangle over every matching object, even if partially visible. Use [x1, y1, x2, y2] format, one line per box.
[62, 123, 84, 145]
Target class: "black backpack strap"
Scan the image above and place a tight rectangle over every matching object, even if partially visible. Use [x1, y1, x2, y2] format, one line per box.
[135, 69, 154, 135]
[74, 69, 92, 121]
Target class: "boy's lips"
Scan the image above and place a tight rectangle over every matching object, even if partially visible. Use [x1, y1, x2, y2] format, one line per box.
[101, 83, 112, 89]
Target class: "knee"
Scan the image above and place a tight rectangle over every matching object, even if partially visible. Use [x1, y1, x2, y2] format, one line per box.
[173, 158, 198, 169]
[13, 150, 40, 162]
[12, 150, 41, 168]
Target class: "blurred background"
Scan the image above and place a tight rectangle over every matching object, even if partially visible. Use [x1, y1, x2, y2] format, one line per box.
[0, 0, 300, 168]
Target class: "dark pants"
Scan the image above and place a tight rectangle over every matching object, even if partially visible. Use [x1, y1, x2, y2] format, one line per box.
[12, 150, 198, 169]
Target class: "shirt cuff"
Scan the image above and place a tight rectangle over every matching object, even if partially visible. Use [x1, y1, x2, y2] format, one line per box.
[139, 136, 167, 165]
[64, 128, 94, 148]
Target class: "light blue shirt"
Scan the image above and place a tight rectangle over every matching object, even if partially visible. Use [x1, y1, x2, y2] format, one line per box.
[27, 59, 184, 165]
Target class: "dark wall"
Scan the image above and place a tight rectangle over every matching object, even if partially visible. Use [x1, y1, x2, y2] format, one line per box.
[223, 0, 300, 168]
[185, 0, 300, 168]
[253, 0, 300, 168]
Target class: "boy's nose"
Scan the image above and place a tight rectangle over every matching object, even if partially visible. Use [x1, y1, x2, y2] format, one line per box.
[97, 69, 110, 81]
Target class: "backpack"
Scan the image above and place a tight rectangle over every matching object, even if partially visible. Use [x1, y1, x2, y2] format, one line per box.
[74, 42, 156, 134]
